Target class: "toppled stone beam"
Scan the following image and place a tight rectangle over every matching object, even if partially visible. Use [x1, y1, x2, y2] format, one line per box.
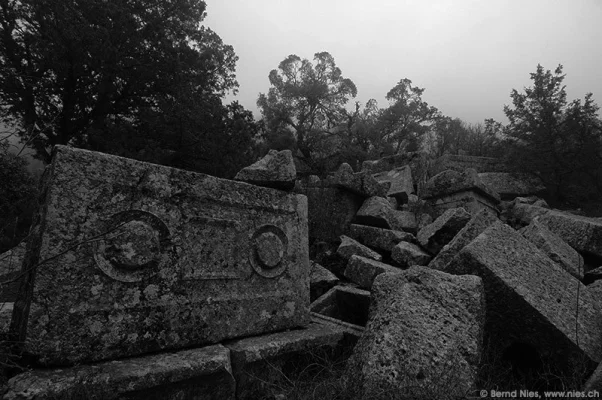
[537, 210, 602, 259]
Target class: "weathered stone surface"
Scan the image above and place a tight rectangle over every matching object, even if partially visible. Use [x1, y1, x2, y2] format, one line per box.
[348, 224, 416, 252]
[227, 323, 346, 400]
[388, 210, 418, 233]
[429, 208, 499, 272]
[417, 207, 471, 255]
[422, 168, 501, 203]
[328, 163, 390, 198]
[391, 241, 432, 267]
[586, 279, 602, 303]
[447, 222, 602, 366]
[311, 312, 365, 341]
[355, 196, 393, 229]
[537, 210, 602, 259]
[337, 235, 382, 262]
[344, 255, 401, 290]
[507, 202, 551, 227]
[304, 186, 363, 242]
[11, 145, 310, 366]
[345, 267, 485, 400]
[430, 154, 508, 176]
[4, 344, 235, 400]
[310, 262, 339, 302]
[372, 165, 414, 202]
[417, 213, 433, 231]
[234, 149, 296, 190]
[311, 285, 371, 327]
[520, 219, 584, 280]
[478, 172, 546, 200]
[585, 266, 602, 285]
[427, 190, 499, 218]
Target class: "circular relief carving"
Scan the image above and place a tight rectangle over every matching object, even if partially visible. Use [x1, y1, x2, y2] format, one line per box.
[93, 210, 172, 282]
[249, 225, 288, 278]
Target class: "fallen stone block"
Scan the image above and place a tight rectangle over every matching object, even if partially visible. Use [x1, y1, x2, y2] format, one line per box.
[348, 224, 416, 252]
[417, 207, 471, 255]
[355, 196, 393, 229]
[344, 255, 402, 290]
[388, 210, 418, 233]
[429, 208, 499, 272]
[305, 186, 364, 242]
[234, 149, 296, 190]
[11, 145, 310, 366]
[520, 219, 584, 280]
[372, 165, 414, 203]
[537, 210, 602, 259]
[311, 285, 371, 327]
[447, 222, 602, 367]
[328, 163, 389, 198]
[507, 202, 551, 227]
[478, 172, 546, 200]
[345, 267, 485, 400]
[3, 345, 235, 400]
[310, 262, 339, 302]
[337, 235, 382, 262]
[227, 323, 346, 400]
[391, 241, 432, 267]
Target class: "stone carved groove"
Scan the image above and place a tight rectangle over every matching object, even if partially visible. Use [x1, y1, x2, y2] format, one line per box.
[249, 225, 289, 278]
[93, 210, 173, 282]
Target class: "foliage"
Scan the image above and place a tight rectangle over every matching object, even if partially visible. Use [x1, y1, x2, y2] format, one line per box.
[502, 64, 602, 202]
[0, 0, 257, 178]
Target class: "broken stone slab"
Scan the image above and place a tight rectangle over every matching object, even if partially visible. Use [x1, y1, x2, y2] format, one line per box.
[536, 210, 602, 259]
[478, 172, 546, 200]
[345, 267, 485, 400]
[305, 186, 364, 242]
[388, 210, 418, 234]
[226, 322, 346, 400]
[429, 208, 499, 272]
[337, 235, 382, 262]
[234, 149, 296, 190]
[507, 202, 551, 227]
[344, 255, 402, 290]
[371, 165, 414, 203]
[417, 207, 471, 255]
[311, 285, 371, 327]
[519, 219, 584, 280]
[311, 312, 365, 343]
[11, 145, 310, 366]
[3, 344, 235, 400]
[391, 241, 432, 267]
[348, 224, 416, 252]
[310, 261, 339, 302]
[447, 222, 602, 367]
[422, 168, 501, 203]
[355, 196, 394, 229]
[328, 163, 390, 198]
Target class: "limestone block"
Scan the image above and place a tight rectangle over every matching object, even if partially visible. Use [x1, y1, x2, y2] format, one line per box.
[4, 345, 235, 400]
[11, 145, 310, 366]
[391, 241, 432, 267]
[422, 168, 500, 203]
[311, 285, 371, 327]
[447, 222, 602, 367]
[310, 262, 339, 302]
[355, 196, 393, 229]
[429, 208, 499, 272]
[388, 210, 418, 234]
[234, 149, 296, 190]
[344, 255, 402, 290]
[345, 267, 485, 400]
[348, 224, 416, 252]
[417, 207, 471, 255]
[337, 235, 382, 262]
[537, 210, 602, 259]
[329, 163, 389, 198]
[478, 172, 546, 200]
[507, 202, 551, 227]
[372, 165, 414, 202]
[520, 219, 584, 280]
[305, 186, 363, 242]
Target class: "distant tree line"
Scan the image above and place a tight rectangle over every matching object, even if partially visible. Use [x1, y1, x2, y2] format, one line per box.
[1, 1, 601, 252]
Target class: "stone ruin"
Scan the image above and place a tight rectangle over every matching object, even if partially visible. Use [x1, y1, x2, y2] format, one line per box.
[2, 147, 602, 398]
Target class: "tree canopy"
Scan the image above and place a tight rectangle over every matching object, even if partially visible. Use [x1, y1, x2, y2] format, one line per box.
[0, 0, 257, 177]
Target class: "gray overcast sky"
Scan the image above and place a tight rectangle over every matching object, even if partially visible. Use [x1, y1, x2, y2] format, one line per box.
[203, 0, 602, 125]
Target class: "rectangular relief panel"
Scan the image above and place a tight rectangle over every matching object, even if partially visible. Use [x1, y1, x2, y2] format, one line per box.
[11, 145, 310, 366]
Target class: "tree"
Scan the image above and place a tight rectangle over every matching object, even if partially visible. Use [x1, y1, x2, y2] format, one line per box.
[427, 116, 466, 157]
[257, 52, 358, 168]
[0, 0, 255, 178]
[378, 78, 440, 153]
[503, 64, 602, 202]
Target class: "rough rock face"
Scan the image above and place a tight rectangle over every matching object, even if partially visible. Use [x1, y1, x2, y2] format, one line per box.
[329, 163, 390, 198]
[391, 242, 432, 267]
[337, 235, 382, 262]
[519, 219, 584, 280]
[388, 210, 418, 233]
[355, 196, 394, 229]
[11, 145, 310, 366]
[507, 202, 551, 227]
[422, 168, 500, 203]
[429, 209, 499, 272]
[304, 186, 363, 242]
[371, 165, 414, 202]
[348, 224, 415, 252]
[310, 262, 339, 302]
[344, 255, 402, 290]
[345, 267, 485, 400]
[417, 207, 471, 255]
[447, 222, 602, 367]
[234, 149, 296, 190]
[478, 172, 546, 200]
[537, 210, 602, 259]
